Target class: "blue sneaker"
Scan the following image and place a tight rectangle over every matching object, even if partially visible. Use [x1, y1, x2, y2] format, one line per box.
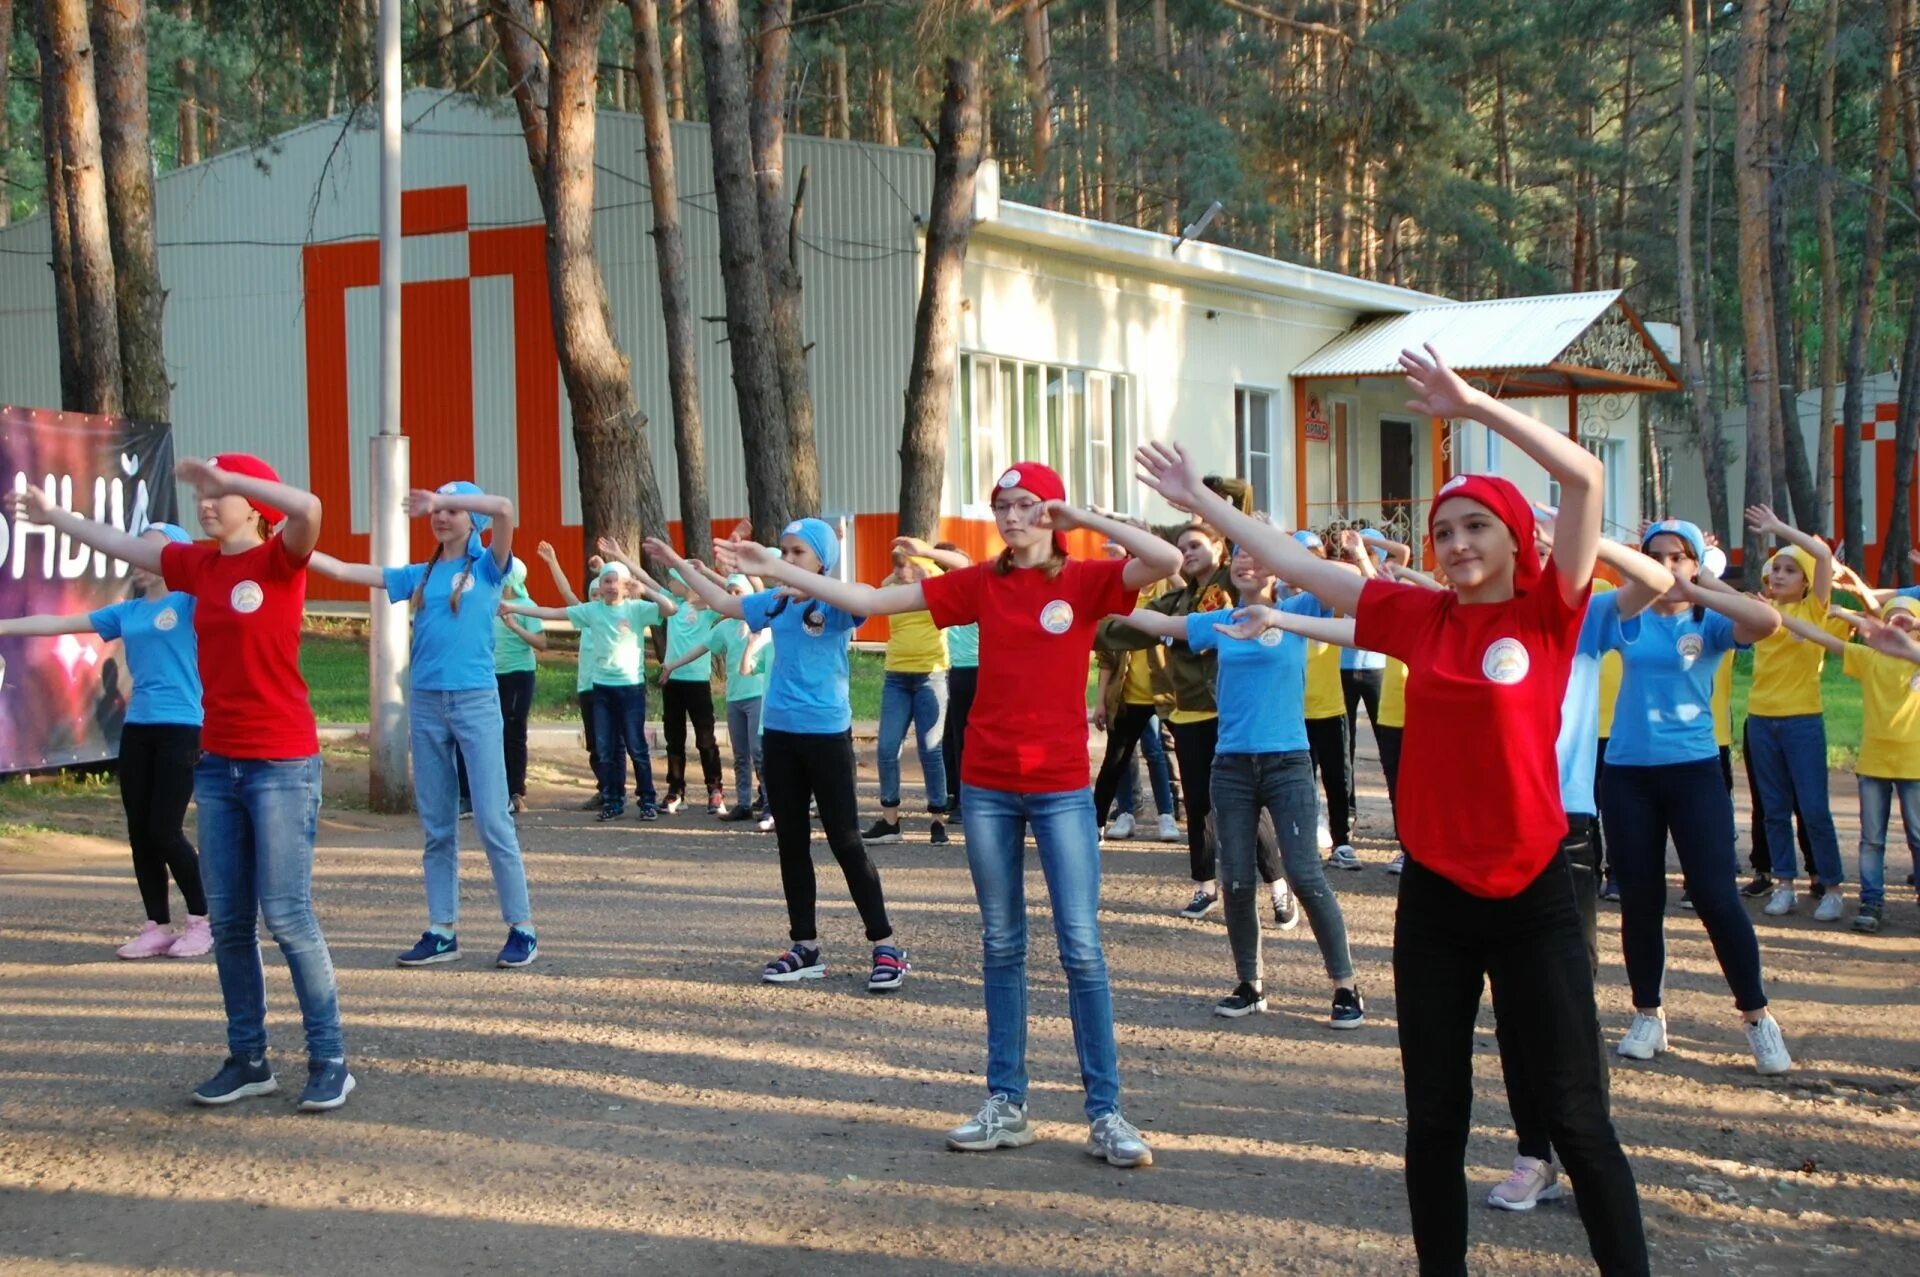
[297, 1059, 357, 1112]
[396, 931, 461, 966]
[191, 1054, 278, 1106]
[496, 926, 538, 968]
[637, 799, 660, 822]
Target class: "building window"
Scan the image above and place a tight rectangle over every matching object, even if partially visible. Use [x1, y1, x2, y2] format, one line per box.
[1582, 434, 1629, 537]
[958, 353, 1133, 512]
[1235, 388, 1273, 515]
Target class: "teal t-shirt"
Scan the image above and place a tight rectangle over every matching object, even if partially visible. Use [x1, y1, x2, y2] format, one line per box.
[565, 598, 662, 688]
[495, 611, 542, 675]
[665, 603, 718, 683]
[574, 575, 599, 693]
[947, 621, 980, 670]
[705, 618, 772, 702]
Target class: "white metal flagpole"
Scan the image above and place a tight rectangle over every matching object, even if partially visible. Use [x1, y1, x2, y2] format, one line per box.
[368, 0, 411, 812]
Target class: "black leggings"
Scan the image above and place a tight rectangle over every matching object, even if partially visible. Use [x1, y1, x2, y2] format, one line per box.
[1306, 714, 1351, 847]
[1168, 718, 1218, 882]
[1741, 719, 1814, 877]
[117, 722, 206, 924]
[761, 728, 892, 944]
[662, 679, 722, 795]
[1396, 852, 1647, 1275]
[1496, 816, 1608, 1164]
[497, 670, 535, 797]
[1341, 667, 1383, 768]
[1376, 724, 1402, 843]
[1092, 701, 1159, 825]
[942, 666, 977, 809]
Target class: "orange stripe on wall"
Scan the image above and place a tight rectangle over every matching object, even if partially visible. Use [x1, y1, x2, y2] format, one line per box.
[402, 186, 468, 237]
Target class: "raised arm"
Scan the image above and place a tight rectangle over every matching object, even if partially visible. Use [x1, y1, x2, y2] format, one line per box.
[1833, 607, 1920, 665]
[1402, 345, 1601, 607]
[596, 537, 678, 617]
[1116, 608, 1188, 642]
[641, 538, 746, 619]
[415, 488, 515, 568]
[1136, 441, 1364, 613]
[1213, 605, 1360, 649]
[500, 611, 549, 650]
[1386, 562, 1447, 591]
[891, 536, 972, 572]
[535, 541, 583, 607]
[1596, 540, 1676, 621]
[1831, 560, 1885, 612]
[1746, 502, 1833, 603]
[177, 457, 322, 559]
[1685, 572, 1782, 646]
[1774, 609, 1848, 655]
[740, 626, 772, 674]
[0, 612, 101, 638]
[306, 551, 388, 589]
[707, 537, 926, 618]
[4, 484, 162, 572]
[1056, 506, 1181, 591]
[503, 601, 572, 623]
[1361, 527, 1412, 567]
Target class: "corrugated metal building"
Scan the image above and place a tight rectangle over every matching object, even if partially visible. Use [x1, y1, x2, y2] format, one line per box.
[0, 92, 1675, 620]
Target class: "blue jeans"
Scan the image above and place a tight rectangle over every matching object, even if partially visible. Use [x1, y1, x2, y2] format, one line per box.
[1115, 713, 1174, 817]
[1745, 713, 1844, 885]
[877, 670, 948, 810]
[412, 686, 532, 928]
[1210, 751, 1355, 985]
[590, 682, 654, 809]
[195, 754, 344, 1063]
[960, 783, 1121, 1119]
[1857, 776, 1920, 908]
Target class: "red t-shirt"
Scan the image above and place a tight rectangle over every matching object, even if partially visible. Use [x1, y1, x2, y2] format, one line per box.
[1352, 567, 1585, 898]
[162, 536, 319, 760]
[922, 556, 1137, 794]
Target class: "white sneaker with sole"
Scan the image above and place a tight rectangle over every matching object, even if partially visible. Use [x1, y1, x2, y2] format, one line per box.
[946, 1094, 1035, 1151]
[1487, 1156, 1564, 1211]
[1763, 885, 1797, 916]
[1328, 844, 1363, 871]
[1107, 811, 1135, 840]
[1616, 1011, 1668, 1060]
[1813, 889, 1844, 922]
[1157, 813, 1179, 841]
[1746, 1012, 1792, 1075]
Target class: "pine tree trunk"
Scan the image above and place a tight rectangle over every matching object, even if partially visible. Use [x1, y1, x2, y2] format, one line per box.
[91, 0, 169, 423]
[1151, 0, 1176, 232]
[872, 60, 896, 146]
[1735, 0, 1779, 582]
[1842, 0, 1902, 572]
[1766, 0, 1817, 526]
[630, 0, 709, 556]
[492, 0, 667, 562]
[898, 48, 986, 542]
[696, 0, 792, 536]
[0, 0, 13, 226]
[175, 1, 199, 163]
[1099, 0, 1116, 223]
[39, 0, 122, 415]
[1022, 0, 1052, 209]
[434, 0, 456, 87]
[749, 0, 818, 516]
[1813, 0, 1840, 533]
[1879, 23, 1920, 585]
[666, 2, 686, 120]
[1676, 0, 1731, 549]
[36, 40, 83, 409]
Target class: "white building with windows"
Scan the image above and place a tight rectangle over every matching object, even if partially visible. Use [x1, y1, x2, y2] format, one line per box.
[0, 93, 1674, 631]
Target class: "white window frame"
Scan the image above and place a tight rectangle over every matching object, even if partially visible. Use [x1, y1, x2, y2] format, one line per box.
[1235, 386, 1278, 516]
[957, 352, 1134, 518]
[1581, 434, 1628, 537]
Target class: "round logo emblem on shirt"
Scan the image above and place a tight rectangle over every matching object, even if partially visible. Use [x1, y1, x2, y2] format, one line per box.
[1039, 599, 1074, 634]
[616, 620, 632, 634]
[1676, 633, 1704, 665]
[802, 609, 827, 637]
[153, 607, 179, 632]
[1909, 672, 1920, 694]
[1481, 637, 1530, 684]
[229, 581, 264, 615]
[457, 572, 479, 595]
[1257, 628, 1284, 647]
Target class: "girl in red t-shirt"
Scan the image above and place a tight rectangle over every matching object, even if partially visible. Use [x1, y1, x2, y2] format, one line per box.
[9, 455, 353, 1114]
[714, 463, 1180, 1169]
[1139, 347, 1648, 1275]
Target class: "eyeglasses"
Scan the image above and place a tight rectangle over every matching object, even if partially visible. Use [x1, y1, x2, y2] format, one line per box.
[991, 498, 1044, 518]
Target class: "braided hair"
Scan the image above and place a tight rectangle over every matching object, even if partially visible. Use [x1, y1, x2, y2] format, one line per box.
[410, 542, 477, 614]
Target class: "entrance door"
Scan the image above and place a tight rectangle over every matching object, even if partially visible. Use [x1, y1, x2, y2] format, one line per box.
[1379, 417, 1414, 509]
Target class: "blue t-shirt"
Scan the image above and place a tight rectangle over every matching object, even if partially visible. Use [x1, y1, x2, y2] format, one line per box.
[384, 551, 508, 692]
[1183, 594, 1322, 755]
[1340, 646, 1387, 672]
[90, 594, 202, 727]
[741, 588, 862, 733]
[1554, 593, 1612, 816]
[1599, 598, 1744, 767]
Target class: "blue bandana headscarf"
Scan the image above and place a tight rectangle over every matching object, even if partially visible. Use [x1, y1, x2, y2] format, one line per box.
[436, 481, 491, 559]
[145, 522, 194, 545]
[781, 518, 839, 574]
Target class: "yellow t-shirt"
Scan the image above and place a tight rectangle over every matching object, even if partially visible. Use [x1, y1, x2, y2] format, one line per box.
[1121, 649, 1155, 706]
[884, 609, 949, 673]
[1592, 582, 1623, 738]
[1378, 658, 1408, 729]
[1306, 637, 1344, 720]
[1167, 707, 1216, 725]
[1843, 644, 1920, 779]
[1748, 596, 1849, 718]
[1712, 657, 1733, 749]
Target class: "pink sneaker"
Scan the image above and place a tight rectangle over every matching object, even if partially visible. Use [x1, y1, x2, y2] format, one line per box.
[167, 915, 213, 958]
[117, 921, 177, 960]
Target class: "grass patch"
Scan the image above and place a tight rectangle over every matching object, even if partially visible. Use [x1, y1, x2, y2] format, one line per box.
[0, 767, 122, 839]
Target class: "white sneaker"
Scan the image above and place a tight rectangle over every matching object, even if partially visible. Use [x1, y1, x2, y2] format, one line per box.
[1746, 1011, 1792, 1075]
[1107, 811, 1135, 840]
[1387, 851, 1406, 876]
[1813, 889, 1844, 922]
[1763, 885, 1797, 916]
[1329, 844, 1363, 871]
[1616, 1010, 1668, 1060]
[1156, 813, 1179, 841]
[1487, 1155, 1564, 1211]
[1316, 817, 1333, 852]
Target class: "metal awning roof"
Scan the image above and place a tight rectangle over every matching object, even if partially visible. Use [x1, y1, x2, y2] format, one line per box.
[1291, 290, 1680, 393]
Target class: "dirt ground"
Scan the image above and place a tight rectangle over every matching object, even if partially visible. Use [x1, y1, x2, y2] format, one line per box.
[2, 734, 1917, 1276]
